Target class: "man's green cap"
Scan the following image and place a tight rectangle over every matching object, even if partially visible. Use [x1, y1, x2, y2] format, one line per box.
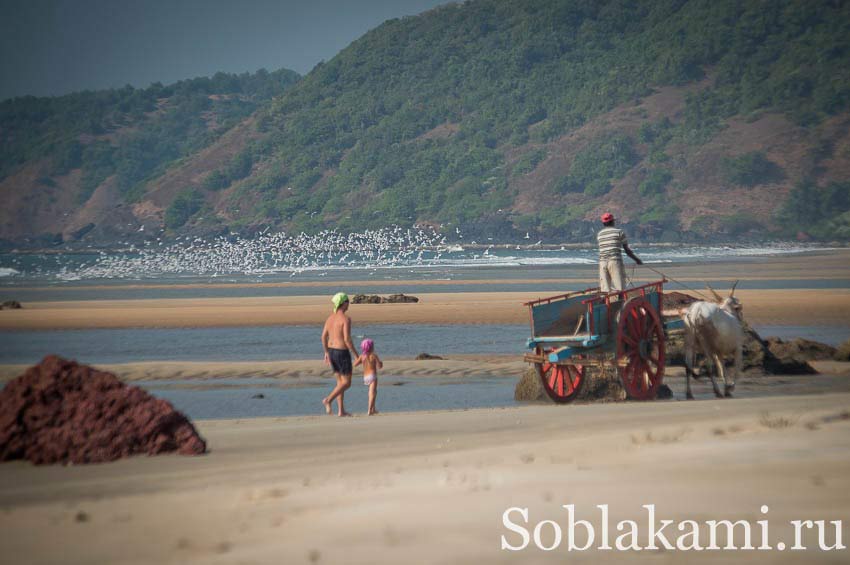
[332, 292, 349, 312]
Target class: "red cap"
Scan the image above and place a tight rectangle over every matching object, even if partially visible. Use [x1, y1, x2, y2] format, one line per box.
[601, 213, 614, 223]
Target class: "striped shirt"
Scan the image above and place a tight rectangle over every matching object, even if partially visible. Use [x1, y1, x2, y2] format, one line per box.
[597, 227, 627, 260]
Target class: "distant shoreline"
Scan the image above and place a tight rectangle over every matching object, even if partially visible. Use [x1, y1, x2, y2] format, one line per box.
[2, 240, 847, 255]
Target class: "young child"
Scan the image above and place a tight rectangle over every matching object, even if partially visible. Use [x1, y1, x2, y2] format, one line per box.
[354, 338, 383, 415]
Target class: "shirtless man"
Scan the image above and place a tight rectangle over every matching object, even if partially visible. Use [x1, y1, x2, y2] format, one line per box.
[321, 292, 359, 416]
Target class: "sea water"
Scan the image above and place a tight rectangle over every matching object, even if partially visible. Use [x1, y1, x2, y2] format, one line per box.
[3, 323, 846, 366]
[0, 242, 841, 286]
[0, 324, 528, 365]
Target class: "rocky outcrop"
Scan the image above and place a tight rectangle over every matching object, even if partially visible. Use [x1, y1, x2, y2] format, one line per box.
[351, 293, 419, 304]
[765, 337, 836, 372]
[662, 291, 700, 310]
[351, 294, 383, 304]
[0, 356, 206, 465]
[0, 300, 22, 310]
[834, 339, 850, 362]
[415, 353, 445, 360]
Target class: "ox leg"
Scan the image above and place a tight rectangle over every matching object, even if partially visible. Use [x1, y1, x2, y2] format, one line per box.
[684, 333, 696, 400]
[713, 353, 729, 398]
[697, 335, 723, 398]
[725, 345, 741, 397]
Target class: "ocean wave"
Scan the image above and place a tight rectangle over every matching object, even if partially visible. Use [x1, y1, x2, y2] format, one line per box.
[641, 244, 840, 261]
[2, 236, 842, 282]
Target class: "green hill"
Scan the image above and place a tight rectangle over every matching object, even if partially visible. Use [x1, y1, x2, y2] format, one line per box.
[0, 69, 299, 246]
[2, 0, 850, 248]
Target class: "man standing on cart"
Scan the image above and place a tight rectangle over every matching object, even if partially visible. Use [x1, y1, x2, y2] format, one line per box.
[597, 212, 642, 292]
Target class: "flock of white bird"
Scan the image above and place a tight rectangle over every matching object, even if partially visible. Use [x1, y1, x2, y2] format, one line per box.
[69, 226, 453, 280]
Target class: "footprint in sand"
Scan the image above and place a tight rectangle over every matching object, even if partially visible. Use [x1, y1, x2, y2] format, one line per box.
[244, 487, 289, 502]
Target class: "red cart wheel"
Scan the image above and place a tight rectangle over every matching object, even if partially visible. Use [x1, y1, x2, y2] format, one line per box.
[617, 297, 665, 400]
[535, 346, 585, 403]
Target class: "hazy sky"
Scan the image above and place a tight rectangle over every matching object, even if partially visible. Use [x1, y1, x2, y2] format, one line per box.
[0, 0, 449, 100]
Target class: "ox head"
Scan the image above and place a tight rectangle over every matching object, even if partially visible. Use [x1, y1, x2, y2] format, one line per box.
[722, 281, 743, 321]
[706, 281, 743, 321]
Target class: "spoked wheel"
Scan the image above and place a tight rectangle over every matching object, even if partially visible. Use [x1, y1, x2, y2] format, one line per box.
[617, 297, 666, 400]
[534, 346, 585, 403]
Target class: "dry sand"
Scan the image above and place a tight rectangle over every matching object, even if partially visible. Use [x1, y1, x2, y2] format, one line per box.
[1, 392, 849, 564]
[2, 288, 850, 330]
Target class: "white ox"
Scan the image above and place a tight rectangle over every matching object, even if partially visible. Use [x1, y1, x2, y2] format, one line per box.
[681, 282, 744, 399]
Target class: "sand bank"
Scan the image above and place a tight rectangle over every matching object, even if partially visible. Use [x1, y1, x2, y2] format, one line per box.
[1, 288, 849, 330]
[1, 392, 849, 564]
[0, 355, 529, 384]
[1, 357, 848, 387]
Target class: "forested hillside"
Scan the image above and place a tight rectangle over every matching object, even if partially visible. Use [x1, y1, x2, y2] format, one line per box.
[0, 69, 299, 246]
[2, 0, 849, 248]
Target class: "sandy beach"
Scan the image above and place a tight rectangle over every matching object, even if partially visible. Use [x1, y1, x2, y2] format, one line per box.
[2, 251, 850, 564]
[1, 390, 849, 564]
[2, 288, 850, 330]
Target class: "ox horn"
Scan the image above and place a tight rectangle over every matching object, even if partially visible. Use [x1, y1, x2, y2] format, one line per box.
[705, 282, 723, 302]
[729, 280, 739, 298]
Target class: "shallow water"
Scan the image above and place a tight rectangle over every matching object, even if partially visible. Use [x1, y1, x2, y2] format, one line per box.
[0, 324, 528, 365]
[4, 323, 847, 366]
[144, 377, 517, 420]
[139, 370, 850, 421]
[752, 325, 849, 346]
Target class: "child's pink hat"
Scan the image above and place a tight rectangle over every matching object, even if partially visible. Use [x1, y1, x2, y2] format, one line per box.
[361, 338, 374, 353]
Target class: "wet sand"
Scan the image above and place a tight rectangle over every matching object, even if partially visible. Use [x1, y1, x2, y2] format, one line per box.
[0, 355, 530, 383]
[2, 288, 850, 330]
[1, 390, 849, 564]
[1, 357, 849, 386]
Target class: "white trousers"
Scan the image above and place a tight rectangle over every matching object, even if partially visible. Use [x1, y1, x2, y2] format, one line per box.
[599, 259, 626, 293]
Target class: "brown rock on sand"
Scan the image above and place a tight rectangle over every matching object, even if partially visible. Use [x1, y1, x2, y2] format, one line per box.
[415, 353, 444, 360]
[385, 293, 418, 303]
[0, 355, 206, 465]
[834, 339, 850, 362]
[765, 337, 835, 369]
[662, 291, 700, 310]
